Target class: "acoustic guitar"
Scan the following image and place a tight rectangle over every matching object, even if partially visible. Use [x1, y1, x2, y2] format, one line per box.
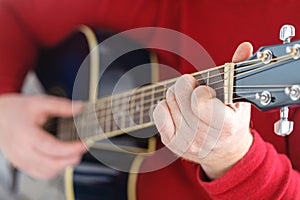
[35, 25, 300, 200]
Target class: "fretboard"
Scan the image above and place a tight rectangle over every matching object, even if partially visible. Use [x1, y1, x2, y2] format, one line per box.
[57, 65, 228, 143]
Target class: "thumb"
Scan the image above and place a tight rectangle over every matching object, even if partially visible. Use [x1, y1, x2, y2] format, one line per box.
[232, 42, 253, 62]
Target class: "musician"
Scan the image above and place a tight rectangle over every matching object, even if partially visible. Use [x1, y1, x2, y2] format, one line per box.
[0, 0, 299, 199]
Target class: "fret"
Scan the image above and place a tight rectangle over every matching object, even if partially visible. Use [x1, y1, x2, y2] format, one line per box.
[139, 90, 145, 125]
[82, 104, 90, 138]
[77, 107, 84, 139]
[154, 84, 165, 105]
[192, 67, 225, 101]
[128, 92, 136, 127]
[149, 85, 155, 122]
[133, 90, 141, 126]
[105, 99, 112, 133]
[141, 88, 151, 123]
[84, 103, 99, 139]
[207, 71, 209, 85]
[111, 97, 120, 132]
[195, 71, 208, 86]
[98, 99, 106, 133]
[120, 95, 128, 129]
[113, 96, 120, 130]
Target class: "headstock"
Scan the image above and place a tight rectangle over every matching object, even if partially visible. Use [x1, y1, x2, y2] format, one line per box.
[234, 25, 300, 136]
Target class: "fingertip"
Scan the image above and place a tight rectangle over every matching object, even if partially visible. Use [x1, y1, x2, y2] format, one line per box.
[153, 100, 167, 125]
[176, 74, 198, 89]
[72, 101, 84, 114]
[74, 141, 88, 153]
[193, 86, 216, 101]
[232, 42, 253, 62]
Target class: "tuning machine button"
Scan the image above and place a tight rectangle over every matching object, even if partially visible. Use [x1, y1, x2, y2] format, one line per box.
[255, 91, 272, 106]
[286, 44, 300, 59]
[285, 85, 300, 101]
[257, 50, 273, 64]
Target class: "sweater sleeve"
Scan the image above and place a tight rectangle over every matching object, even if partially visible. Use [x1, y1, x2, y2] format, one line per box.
[0, 0, 160, 94]
[0, 2, 37, 94]
[198, 130, 300, 199]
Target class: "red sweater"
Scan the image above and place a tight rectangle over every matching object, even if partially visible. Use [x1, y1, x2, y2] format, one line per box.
[1, 0, 300, 199]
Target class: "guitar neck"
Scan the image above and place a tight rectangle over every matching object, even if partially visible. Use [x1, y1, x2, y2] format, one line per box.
[57, 63, 233, 144]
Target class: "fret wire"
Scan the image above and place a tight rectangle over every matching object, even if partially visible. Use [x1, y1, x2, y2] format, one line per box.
[128, 93, 134, 128]
[139, 90, 145, 125]
[97, 98, 106, 132]
[150, 85, 155, 119]
[105, 100, 111, 133]
[120, 96, 127, 129]
[207, 71, 210, 85]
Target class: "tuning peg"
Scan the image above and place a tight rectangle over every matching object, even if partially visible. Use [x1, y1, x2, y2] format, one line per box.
[273, 25, 296, 136]
[280, 25, 295, 44]
[274, 106, 294, 136]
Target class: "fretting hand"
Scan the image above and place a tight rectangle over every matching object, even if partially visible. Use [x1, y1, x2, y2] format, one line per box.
[153, 42, 254, 180]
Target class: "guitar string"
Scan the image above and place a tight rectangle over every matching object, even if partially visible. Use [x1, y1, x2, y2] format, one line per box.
[93, 81, 293, 120]
[59, 54, 294, 141]
[60, 53, 297, 140]
[65, 85, 289, 141]
[90, 57, 264, 106]
[88, 53, 294, 116]
[65, 88, 285, 142]
[93, 53, 291, 105]
[75, 55, 296, 139]
[92, 85, 290, 122]
[79, 87, 287, 128]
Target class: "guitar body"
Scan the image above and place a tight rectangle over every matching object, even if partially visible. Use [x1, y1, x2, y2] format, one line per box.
[36, 27, 158, 200]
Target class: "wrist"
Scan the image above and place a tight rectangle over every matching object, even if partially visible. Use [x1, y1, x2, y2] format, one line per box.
[201, 130, 253, 180]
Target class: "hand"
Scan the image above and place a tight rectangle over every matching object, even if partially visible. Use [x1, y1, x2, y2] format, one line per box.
[153, 42, 254, 180]
[0, 94, 87, 179]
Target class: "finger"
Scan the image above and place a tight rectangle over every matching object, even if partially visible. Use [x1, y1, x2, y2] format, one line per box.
[232, 42, 253, 62]
[22, 148, 82, 179]
[153, 100, 175, 144]
[37, 95, 83, 118]
[10, 139, 82, 179]
[165, 86, 196, 147]
[174, 74, 198, 127]
[191, 86, 226, 130]
[191, 85, 216, 121]
[165, 86, 183, 128]
[33, 129, 87, 158]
